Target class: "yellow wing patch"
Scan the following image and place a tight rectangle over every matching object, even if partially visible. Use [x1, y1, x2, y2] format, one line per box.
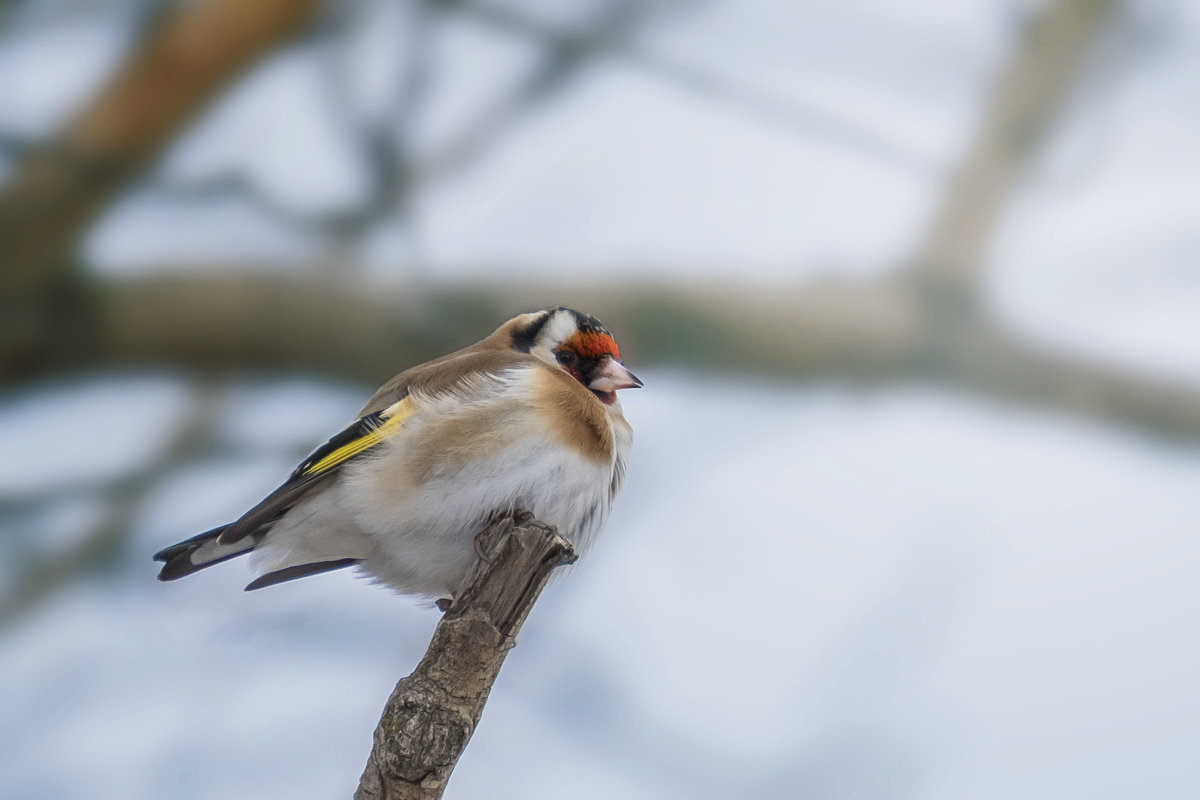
[301, 397, 418, 476]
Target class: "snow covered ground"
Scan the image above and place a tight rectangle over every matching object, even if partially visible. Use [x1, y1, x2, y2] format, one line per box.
[3, 373, 1200, 799]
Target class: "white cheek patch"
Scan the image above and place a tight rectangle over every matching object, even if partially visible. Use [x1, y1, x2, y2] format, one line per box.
[542, 311, 578, 349]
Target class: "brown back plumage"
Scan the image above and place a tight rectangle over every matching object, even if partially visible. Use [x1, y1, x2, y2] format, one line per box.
[359, 315, 538, 415]
[362, 317, 616, 463]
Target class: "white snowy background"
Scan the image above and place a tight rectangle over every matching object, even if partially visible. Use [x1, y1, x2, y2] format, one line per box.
[2, 1, 1199, 798]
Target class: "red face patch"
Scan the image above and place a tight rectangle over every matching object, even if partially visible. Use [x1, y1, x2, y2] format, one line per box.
[569, 331, 620, 360]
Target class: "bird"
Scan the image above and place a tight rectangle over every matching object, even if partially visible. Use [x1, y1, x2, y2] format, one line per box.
[153, 307, 641, 601]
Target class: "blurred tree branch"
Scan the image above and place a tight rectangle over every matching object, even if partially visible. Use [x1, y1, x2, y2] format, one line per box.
[912, 0, 1117, 286]
[130, 0, 661, 235]
[355, 512, 576, 800]
[6, 0, 1195, 450]
[134, 0, 435, 245]
[58, 0, 936, 241]
[458, 0, 937, 174]
[34, 270, 1198, 441]
[0, 0, 324, 378]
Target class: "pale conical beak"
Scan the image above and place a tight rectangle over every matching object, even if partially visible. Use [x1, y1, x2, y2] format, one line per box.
[588, 357, 644, 392]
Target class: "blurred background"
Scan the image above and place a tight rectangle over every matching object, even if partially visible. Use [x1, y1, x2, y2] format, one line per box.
[2, 0, 1199, 797]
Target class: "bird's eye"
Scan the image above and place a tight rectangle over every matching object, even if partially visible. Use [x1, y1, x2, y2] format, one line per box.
[556, 350, 577, 367]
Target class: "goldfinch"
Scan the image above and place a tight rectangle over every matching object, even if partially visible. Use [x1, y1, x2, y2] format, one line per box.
[154, 307, 640, 599]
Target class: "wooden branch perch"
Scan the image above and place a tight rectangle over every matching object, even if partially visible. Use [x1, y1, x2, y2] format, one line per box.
[355, 512, 577, 800]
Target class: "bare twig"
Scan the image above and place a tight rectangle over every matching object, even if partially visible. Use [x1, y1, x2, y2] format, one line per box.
[48, 0, 935, 245]
[355, 512, 577, 800]
[411, 0, 645, 181]
[455, 0, 936, 174]
[911, 0, 1119, 285]
[141, 1, 436, 243]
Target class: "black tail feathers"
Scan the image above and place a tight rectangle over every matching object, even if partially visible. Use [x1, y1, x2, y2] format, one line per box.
[154, 525, 250, 581]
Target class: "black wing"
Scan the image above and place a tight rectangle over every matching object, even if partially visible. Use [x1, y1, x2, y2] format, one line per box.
[217, 400, 412, 545]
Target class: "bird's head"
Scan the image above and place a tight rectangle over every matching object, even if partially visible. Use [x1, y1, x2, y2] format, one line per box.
[507, 307, 642, 405]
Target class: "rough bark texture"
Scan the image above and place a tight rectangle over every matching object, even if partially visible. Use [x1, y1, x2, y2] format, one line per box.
[355, 513, 577, 800]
